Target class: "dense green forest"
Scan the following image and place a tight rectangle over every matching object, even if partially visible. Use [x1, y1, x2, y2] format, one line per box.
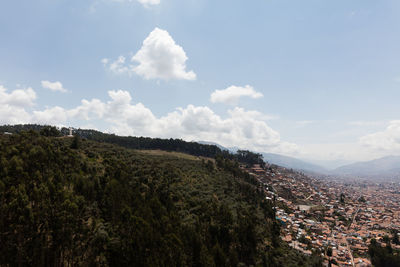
[0, 128, 322, 266]
[0, 124, 265, 167]
[368, 238, 400, 267]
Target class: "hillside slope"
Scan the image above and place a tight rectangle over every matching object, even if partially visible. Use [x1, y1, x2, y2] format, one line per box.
[0, 131, 321, 266]
[197, 140, 327, 173]
[262, 153, 327, 173]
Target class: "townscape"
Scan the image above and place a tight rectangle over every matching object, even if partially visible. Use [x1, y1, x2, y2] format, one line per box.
[243, 163, 400, 267]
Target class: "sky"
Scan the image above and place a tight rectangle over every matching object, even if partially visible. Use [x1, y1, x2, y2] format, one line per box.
[1, 0, 400, 167]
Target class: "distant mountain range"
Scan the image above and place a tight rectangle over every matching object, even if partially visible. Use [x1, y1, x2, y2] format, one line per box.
[198, 141, 400, 180]
[198, 141, 328, 173]
[265, 154, 400, 180]
[261, 153, 327, 173]
[331, 155, 400, 179]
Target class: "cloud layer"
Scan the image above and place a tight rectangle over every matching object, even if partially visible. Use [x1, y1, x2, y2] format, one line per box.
[210, 85, 263, 105]
[103, 28, 196, 81]
[360, 121, 400, 152]
[0, 86, 296, 155]
[0, 85, 36, 124]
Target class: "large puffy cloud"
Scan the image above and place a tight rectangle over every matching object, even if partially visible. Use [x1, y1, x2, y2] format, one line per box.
[360, 121, 400, 152]
[41, 81, 67, 93]
[103, 28, 196, 81]
[0, 87, 296, 155]
[0, 85, 36, 124]
[32, 107, 69, 125]
[64, 91, 297, 155]
[0, 85, 36, 107]
[0, 85, 70, 126]
[0, 104, 31, 125]
[132, 28, 196, 80]
[210, 85, 263, 105]
[68, 99, 106, 121]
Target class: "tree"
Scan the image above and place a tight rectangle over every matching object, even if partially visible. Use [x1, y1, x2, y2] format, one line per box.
[70, 135, 81, 149]
[326, 246, 332, 257]
[340, 193, 346, 203]
[358, 196, 366, 203]
[40, 126, 60, 137]
[393, 230, 400, 245]
[369, 238, 400, 267]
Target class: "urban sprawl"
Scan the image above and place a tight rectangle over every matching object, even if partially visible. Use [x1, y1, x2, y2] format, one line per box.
[241, 164, 400, 267]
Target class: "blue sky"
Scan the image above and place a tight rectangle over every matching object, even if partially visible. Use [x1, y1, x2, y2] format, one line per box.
[1, 0, 400, 166]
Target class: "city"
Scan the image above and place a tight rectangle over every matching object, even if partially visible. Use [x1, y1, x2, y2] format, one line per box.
[244, 163, 400, 267]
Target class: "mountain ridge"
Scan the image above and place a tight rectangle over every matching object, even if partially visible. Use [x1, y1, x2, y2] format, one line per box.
[197, 141, 328, 173]
[331, 155, 400, 179]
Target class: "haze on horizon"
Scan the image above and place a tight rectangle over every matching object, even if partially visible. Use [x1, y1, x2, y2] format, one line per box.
[1, 0, 400, 165]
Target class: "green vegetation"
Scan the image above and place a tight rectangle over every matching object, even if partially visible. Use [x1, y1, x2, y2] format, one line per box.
[358, 196, 366, 203]
[339, 193, 346, 204]
[368, 239, 400, 267]
[392, 229, 400, 245]
[0, 124, 265, 166]
[0, 130, 321, 266]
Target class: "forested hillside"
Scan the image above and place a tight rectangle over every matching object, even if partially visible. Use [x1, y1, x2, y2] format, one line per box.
[0, 124, 265, 167]
[0, 130, 322, 266]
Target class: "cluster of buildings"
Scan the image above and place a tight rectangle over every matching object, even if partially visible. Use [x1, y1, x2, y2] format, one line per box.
[242, 164, 400, 267]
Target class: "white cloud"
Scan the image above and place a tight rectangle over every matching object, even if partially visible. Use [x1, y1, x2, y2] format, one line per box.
[0, 85, 36, 107]
[3, 88, 295, 155]
[0, 85, 69, 126]
[90, 91, 296, 155]
[104, 28, 196, 81]
[103, 56, 133, 76]
[41, 80, 67, 93]
[0, 85, 37, 124]
[210, 85, 263, 105]
[68, 98, 107, 120]
[110, 0, 160, 7]
[0, 104, 32, 125]
[137, 0, 160, 6]
[360, 121, 400, 152]
[0, 82, 296, 155]
[132, 27, 196, 80]
[33, 107, 68, 125]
